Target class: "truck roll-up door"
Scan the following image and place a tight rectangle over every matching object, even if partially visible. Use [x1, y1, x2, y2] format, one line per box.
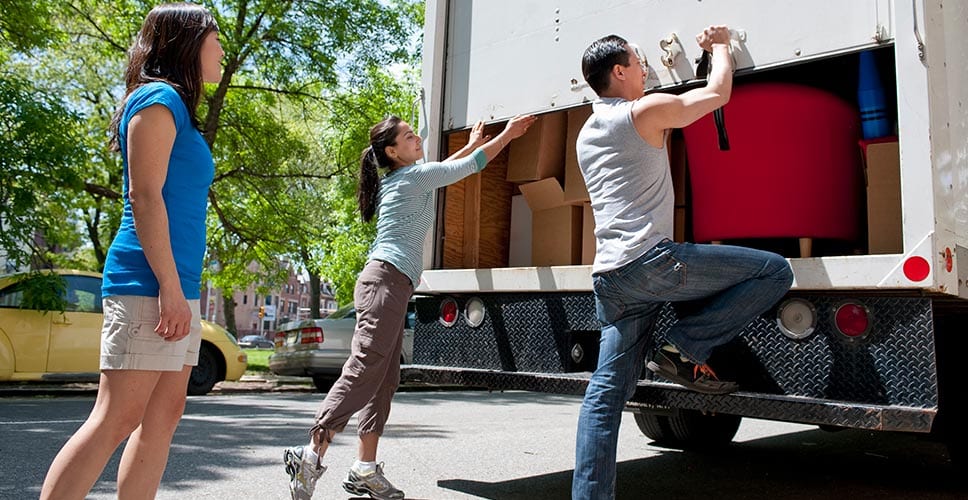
[443, 0, 893, 131]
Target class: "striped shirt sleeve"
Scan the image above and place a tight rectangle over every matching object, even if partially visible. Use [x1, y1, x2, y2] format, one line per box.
[407, 149, 488, 191]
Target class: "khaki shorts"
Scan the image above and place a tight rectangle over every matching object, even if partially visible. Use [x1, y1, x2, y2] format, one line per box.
[100, 295, 202, 371]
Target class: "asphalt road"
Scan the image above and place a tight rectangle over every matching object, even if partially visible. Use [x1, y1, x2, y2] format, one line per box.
[1, 390, 966, 499]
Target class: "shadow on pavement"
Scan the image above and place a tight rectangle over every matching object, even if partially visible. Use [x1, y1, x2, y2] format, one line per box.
[438, 427, 968, 500]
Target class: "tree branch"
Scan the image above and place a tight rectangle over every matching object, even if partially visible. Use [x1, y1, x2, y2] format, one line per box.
[84, 182, 120, 200]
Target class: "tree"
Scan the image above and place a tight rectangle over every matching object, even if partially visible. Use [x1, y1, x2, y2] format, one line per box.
[0, 74, 85, 268]
[1, 1, 423, 330]
[0, 0, 83, 271]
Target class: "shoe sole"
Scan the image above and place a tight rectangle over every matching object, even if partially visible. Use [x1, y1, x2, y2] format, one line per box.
[342, 480, 403, 500]
[646, 361, 739, 395]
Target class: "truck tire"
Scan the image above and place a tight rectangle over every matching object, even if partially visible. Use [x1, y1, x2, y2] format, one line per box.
[633, 410, 673, 442]
[188, 344, 223, 395]
[634, 409, 741, 449]
[932, 312, 968, 466]
[312, 375, 336, 393]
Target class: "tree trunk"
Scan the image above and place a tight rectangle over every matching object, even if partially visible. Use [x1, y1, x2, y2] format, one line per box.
[222, 292, 238, 336]
[309, 272, 321, 319]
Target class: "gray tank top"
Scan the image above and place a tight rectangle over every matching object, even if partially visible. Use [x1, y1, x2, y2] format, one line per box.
[576, 97, 674, 274]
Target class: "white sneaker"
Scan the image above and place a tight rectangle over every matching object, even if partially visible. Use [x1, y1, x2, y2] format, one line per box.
[341, 462, 405, 500]
[284, 446, 326, 500]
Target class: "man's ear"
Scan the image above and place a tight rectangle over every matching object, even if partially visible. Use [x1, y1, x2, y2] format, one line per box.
[612, 63, 626, 81]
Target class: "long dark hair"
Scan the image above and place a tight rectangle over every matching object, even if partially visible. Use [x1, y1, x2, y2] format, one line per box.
[108, 2, 219, 151]
[358, 116, 402, 222]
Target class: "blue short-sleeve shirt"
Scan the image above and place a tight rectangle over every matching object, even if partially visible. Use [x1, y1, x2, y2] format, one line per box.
[102, 82, 214, 299]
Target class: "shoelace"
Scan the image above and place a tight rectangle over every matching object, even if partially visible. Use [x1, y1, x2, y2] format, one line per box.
[693, 363, 721, 381]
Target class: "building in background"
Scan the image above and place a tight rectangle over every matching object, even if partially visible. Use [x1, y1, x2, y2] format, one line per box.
[200, 266, 337, 338]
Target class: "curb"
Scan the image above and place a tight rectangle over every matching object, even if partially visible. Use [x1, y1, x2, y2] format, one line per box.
[0, 375, 315, 397]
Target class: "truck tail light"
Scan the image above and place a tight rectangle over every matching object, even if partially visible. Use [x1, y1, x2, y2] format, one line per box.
[464, 297, 485, 327]
[300, 326, 324, 344]
[833, 301, 871, 339]
[776, 298, 817, 340]
[273, 330, 286, 348]
[439, 298, 458, 327]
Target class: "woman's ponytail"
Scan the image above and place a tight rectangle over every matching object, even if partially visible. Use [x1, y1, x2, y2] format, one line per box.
[356, 116, 402, 223]
[358, 146, 380, 222]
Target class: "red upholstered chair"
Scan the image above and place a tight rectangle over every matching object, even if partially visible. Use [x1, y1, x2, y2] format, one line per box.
[682, 82, 863, 256]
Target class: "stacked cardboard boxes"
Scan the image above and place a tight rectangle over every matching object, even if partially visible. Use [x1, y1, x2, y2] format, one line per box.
[509, 109, 595, 266]
[443, 106, 693, 269]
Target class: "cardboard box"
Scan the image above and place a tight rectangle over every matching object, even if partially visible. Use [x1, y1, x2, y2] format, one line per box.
[864, 140, 902, 254]
[520, 178, 583, 266]
[507, 113, 566, 183]
[564, 106, 593, 203]
[532, 206, 583, 266]
[508, 195, 532, 267]
[582, 203, 596, 265]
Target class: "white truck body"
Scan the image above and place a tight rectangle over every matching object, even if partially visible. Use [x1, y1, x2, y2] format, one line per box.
[418, 0, 966, 297]
[407, 0, 968, 451]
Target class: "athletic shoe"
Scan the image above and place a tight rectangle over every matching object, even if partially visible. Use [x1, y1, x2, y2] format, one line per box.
[342, 462, 405, 500]
[647, 348, 739, 395]
[284, 445, 326, 500]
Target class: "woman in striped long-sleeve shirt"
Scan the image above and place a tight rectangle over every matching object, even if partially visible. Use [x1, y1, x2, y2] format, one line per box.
[284, 114, 536, 500]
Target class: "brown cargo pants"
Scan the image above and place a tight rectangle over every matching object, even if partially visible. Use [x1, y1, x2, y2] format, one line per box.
[309, 260, 413, 444]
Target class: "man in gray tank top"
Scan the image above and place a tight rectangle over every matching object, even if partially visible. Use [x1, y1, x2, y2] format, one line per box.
[572, 29, 794, 499]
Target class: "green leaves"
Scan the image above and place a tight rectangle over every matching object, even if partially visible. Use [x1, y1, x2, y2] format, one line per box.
[0, 73, 84, 266]
[0, 0, 423, 328]
[18, 272, 68, 313]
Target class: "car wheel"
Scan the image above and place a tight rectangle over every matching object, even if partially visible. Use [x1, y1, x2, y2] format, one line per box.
[312, 375, 336, 393]
[188, 344, 223, 396]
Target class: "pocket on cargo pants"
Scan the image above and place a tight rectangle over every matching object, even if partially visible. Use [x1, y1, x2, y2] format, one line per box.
[352, 284, 407, 358]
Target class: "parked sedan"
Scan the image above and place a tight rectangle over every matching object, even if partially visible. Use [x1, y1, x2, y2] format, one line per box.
[238, 335, 274, 349]
[0, 270, 248, 395]
[269, 303, 414, 392]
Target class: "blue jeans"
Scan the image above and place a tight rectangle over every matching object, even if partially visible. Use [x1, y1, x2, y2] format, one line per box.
[572, 240, 793, 499]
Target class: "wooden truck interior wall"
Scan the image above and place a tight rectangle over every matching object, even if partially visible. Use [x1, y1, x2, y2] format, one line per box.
[437, 47, 900, 269]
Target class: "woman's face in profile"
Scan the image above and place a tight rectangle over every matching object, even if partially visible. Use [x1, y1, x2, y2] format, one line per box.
[200, 31, 224, 84]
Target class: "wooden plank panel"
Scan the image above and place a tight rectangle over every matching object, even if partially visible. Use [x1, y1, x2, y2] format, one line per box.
[442, 131, 470, 268]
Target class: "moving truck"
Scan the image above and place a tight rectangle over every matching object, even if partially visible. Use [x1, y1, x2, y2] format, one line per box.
[405, 0, 968, 456]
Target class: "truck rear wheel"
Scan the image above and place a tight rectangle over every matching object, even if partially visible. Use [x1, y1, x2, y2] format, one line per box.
[634, 409, 741, 449]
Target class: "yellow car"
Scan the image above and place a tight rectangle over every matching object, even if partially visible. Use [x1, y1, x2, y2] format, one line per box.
[0, 270, 247, 395]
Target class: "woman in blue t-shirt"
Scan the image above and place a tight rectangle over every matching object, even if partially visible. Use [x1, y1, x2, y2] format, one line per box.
[41, 3, 223, 499]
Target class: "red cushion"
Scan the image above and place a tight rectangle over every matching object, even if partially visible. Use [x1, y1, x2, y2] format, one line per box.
[682, 82, 863, 242]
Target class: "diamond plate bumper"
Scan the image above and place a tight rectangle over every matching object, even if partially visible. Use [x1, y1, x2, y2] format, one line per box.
[411, 293, 938, 432]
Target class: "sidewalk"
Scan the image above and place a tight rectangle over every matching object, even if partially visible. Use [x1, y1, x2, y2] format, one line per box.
[0, 372, 315, 397]
[214, 373, 315, 393]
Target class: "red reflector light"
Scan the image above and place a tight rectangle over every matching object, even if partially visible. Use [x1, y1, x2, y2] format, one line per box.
[300, 327, 323, 344]
[439, 299, 458, 327]
[834, 302, 870, 338]
[903, 256, 931, 282]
